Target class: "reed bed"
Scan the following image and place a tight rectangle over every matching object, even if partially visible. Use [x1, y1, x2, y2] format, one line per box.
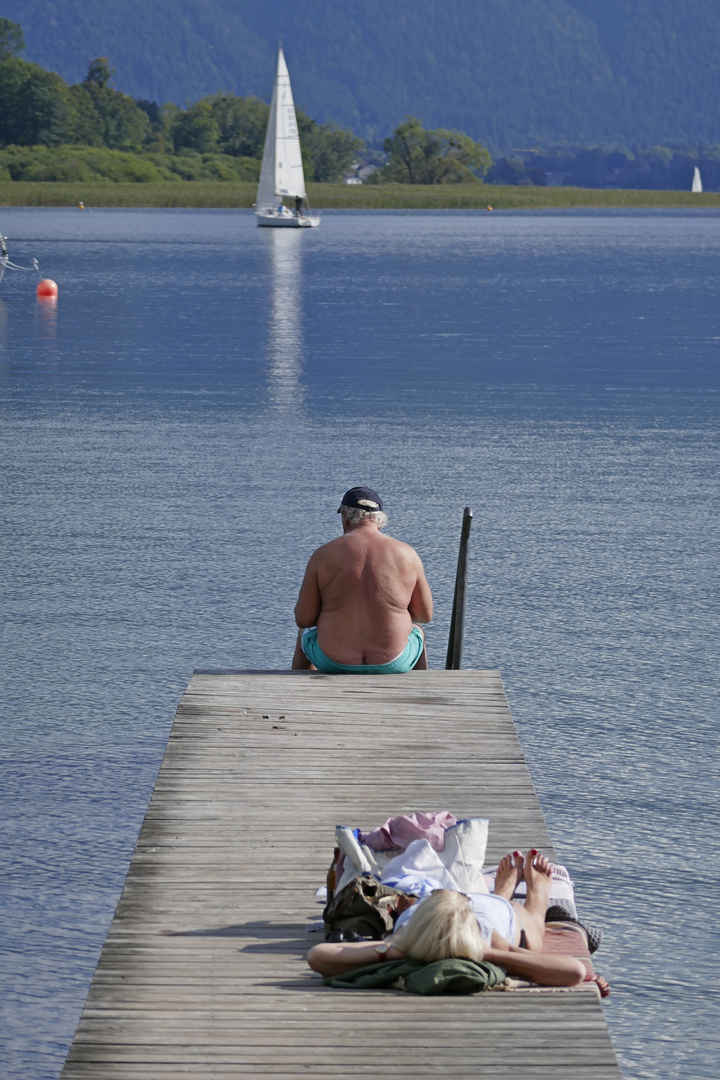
[310, 183, 720, 209]
[0, 182, 257, 208]
[1, 180, 719, 210]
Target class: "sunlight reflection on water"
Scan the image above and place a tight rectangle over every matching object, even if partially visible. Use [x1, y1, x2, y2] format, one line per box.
[267, 229, 305, 412]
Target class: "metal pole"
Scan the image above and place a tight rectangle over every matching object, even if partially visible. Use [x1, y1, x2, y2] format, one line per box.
[445, 507, 473, 670]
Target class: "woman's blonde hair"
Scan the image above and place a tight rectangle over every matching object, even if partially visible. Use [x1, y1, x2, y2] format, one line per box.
[393, 890, 487, 963]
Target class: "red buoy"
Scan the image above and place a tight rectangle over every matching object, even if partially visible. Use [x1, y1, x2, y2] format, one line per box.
[37, 279, 58, 297]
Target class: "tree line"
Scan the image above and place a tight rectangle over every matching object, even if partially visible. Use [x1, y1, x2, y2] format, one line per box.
[0, 19, 362, 182]
[0, 18, 494, 187]
[2, 17, 718, 191]
[11, 0, 720, 150]
[486, 147, 720, 191]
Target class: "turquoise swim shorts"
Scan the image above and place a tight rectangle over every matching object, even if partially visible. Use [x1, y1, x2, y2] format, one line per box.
[301, 625, 425, 674]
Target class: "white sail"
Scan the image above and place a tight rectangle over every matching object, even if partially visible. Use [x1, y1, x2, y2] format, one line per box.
[273, 47, 306, 199]
[256, 76, 279, 212]
[692, 166, 703, 193]
[256, 46, 306, 209]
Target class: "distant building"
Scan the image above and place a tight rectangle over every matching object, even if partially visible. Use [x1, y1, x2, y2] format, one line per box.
[343, 159, 381, 184]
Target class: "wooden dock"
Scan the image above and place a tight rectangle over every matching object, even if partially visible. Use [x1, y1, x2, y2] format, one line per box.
[61, 669, 621, 1078]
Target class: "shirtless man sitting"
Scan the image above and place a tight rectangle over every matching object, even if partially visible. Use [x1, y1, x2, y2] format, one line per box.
[291, 486, 433, 673]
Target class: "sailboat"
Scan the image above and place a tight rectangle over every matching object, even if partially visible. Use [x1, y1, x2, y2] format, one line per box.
[255, 46, 320, 227]
[692, 166, 703, 193]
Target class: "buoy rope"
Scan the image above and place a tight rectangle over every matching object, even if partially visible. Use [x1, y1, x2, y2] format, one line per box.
[0, 257, 40, 272]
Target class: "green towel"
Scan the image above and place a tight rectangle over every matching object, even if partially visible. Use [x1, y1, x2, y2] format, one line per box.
[324, 957, 507, 995]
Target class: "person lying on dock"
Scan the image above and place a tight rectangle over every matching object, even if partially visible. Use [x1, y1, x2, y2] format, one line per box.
[309, 851, 609, 994]
[292, 486, 433, 673]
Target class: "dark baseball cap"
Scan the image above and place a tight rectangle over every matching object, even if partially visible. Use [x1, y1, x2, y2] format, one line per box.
[337, 486, 384, 512]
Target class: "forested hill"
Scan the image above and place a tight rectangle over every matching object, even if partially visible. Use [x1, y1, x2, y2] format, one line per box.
[5, 0, 720, 149]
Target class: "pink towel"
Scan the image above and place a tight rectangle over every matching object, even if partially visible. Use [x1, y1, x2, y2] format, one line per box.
[359, 811, 458, 852]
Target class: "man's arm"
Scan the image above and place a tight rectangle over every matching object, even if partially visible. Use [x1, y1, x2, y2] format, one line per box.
[408, 557, 433, 623]
[294, 552, 322, 628]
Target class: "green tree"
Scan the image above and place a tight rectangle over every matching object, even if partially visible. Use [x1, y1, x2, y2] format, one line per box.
[206, 93, 269, 158]
[642, 146, 674, 189]
[486, 155, 530, 185]
[383, 117, 491, 183]
[84, 57, 114, 88]
[0, 18, 70, 147]
[134, 98, 172, 152]
[67, 59, 150, 151]
[170, 100, 221, 154]
[297, 113, 364, 181]
[0, 17, 24, 59]
[571, 148, 611, 187]
[0, 57, 71, 147]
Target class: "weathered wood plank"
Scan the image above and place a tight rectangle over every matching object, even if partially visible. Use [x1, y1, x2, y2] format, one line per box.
[60, 670, 619, 1079]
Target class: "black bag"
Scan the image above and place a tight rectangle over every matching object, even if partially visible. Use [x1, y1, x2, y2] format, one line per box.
[323, 873, 404, 941]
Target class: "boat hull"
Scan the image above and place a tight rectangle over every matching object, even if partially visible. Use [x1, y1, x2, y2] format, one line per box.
[255, 210, 320, 228]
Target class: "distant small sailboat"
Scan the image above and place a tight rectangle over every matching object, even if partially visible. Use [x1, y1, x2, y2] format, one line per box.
[0, 230, 39, 287]
[255, 46, 320, 228]
[692, 166, 703, 193]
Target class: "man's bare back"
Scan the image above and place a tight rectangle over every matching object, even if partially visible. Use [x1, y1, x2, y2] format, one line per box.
[292, 488, 432, 670]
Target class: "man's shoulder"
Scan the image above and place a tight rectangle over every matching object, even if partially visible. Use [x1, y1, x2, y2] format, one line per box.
[378, 532, 421, 558]
[310, 529, 422, 564]
[309, 535, 347, 560]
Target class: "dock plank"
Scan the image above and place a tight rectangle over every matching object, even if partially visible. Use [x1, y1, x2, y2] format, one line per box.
[60, 670, 620, 1078]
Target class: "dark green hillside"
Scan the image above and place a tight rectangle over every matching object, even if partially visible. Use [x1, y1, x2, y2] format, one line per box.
[2, 0, 273, 105]
[4, 0, 720, 148]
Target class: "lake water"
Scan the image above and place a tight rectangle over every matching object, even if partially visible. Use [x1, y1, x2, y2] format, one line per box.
[1, 207, 718, 1079]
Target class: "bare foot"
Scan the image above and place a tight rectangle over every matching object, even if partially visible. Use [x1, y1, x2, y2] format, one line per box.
[493, 851, 524, 899]
[522, 850, 553, 917]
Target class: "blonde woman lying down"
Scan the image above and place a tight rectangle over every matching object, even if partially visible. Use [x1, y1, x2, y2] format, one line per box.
[308, 850, 608, 993]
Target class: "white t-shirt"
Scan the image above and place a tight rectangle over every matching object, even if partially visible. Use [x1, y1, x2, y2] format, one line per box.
[395, 891, 518, 944]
